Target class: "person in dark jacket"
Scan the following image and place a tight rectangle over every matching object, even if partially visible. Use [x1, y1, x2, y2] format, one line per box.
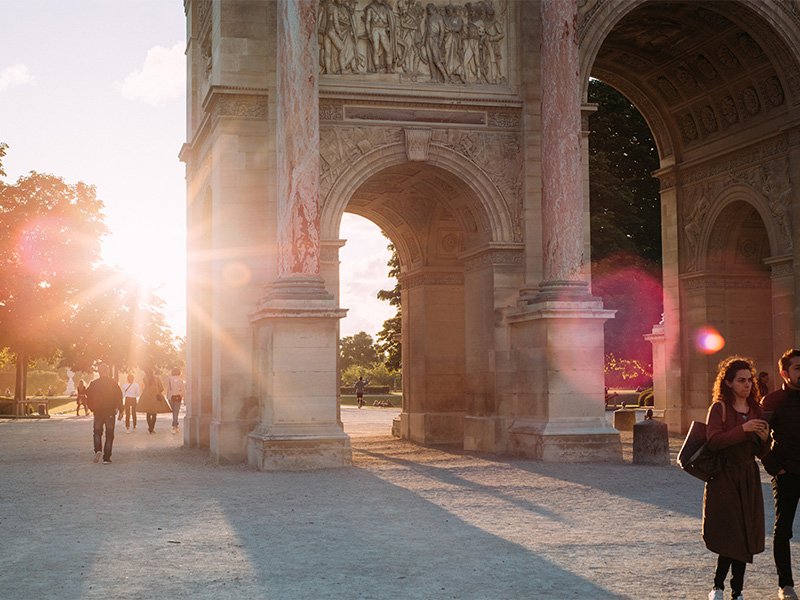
[704, 356, 770, 600]
[86, 364, 123, 464]
[761, 348, 800, 600]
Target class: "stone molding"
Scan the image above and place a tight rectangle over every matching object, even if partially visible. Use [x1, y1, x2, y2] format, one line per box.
[765, 254, 794, 278]
[679, 134, 789, 186]
[398, 270, 464, 289]
[208, 91, 269, 121]
[462, 247, 524, 272]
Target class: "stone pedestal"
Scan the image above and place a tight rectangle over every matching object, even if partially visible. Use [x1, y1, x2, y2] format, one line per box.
[248, 278, 351, 470]
[506, 289, 621, 462]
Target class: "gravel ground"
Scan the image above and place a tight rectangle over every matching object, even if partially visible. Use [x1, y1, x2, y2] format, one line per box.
[0, 407, 793, 599]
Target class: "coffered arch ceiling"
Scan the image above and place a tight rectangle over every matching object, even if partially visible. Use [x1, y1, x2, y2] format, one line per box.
[589, 1, 800, 162]
[344, 162, 489, 270]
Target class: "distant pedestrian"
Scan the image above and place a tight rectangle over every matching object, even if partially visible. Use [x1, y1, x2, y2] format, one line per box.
[86, 364, 123, 464]
[166, 367, 186, 435]
[704, 356, 769, 600]
[756, 371, 770, 400]
[76, 379, 90, 416]
[136, 368, 170, 433]
[121, 373, 140, 432]
[354, 376, 369, 409]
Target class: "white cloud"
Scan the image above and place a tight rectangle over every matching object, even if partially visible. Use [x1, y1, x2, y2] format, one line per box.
[0, 64, 34, 92]
[116, 42, 184, 106]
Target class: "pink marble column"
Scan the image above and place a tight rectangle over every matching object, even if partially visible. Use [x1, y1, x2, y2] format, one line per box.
[540, 0, 584, 287]
[276, 0, 321, 279]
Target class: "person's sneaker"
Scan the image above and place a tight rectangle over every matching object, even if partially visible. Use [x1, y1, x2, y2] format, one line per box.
[125, 427, 130, 433]
[102, 459, 112, 464]
[780, 586, 799, 600]
[733, 593, 745, 600]
[171, 426, 178, 434]
[708, 589, 724, 600]
[93, 451, 102, 463]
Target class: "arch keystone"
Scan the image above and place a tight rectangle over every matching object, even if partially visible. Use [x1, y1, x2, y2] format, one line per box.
[404, 128, 433, 162]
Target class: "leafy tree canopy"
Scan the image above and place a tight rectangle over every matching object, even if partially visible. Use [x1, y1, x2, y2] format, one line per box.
[340, 331, 381, 372]
[375, 239, 401, 371]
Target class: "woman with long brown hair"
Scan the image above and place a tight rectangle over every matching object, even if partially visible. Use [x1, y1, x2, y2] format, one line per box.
[704, 356, 770, 600]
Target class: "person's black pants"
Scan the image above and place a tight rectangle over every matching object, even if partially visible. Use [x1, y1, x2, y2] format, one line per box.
[93, 413, 116, 461]
[714, 555, 745, 595]
[124, 399, 137, 429]
[773, 472, 800, 588]
[146, 413, 157, 432]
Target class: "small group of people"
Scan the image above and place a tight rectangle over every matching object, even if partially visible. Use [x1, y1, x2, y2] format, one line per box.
[85, 366, 186, 464]
[702, 348, 800, 600]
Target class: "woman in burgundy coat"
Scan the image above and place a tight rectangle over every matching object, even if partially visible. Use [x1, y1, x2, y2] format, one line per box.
[704, 356, 771, 600]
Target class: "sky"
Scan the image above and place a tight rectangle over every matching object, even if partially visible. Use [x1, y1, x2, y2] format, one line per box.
[1, 0, 394, 341]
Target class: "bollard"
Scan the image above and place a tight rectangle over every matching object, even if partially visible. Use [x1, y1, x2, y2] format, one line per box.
[633, 409, 670, 465]
[613, 408, 637, 431]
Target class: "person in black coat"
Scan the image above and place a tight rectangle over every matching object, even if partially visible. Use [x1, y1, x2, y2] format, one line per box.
[761, 348, 800, 600]
[86, 364, 123, 464]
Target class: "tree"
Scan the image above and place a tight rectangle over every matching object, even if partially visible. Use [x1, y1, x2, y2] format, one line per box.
[376, 239, 401, 371]
[588, 80, 663, 379]
[340, 331, 381, 372]
[0, 171, 107, 408]
[588, 79, 661, 264]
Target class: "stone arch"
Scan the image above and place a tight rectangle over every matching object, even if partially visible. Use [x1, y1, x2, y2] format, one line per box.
[320, 141, 516, 248]
[696, 184, 782, 272]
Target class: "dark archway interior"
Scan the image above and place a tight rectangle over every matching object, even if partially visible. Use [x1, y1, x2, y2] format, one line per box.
[592, 1, 795, 161]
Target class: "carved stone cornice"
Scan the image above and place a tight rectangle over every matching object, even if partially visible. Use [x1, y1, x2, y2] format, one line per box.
[404, 128, 433, 161]
[678, 134, 789, 186]
[206, 88, 269, 121]
[680, 273, 769, 290]
[764, 254, 794, 278]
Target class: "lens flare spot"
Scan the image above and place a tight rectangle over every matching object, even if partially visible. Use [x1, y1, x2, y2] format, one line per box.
[223, 262, 251, 288]
[696, 327, 725, 354]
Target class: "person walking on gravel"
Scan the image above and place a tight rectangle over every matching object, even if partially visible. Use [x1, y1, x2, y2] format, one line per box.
[86, 364, 123, 464]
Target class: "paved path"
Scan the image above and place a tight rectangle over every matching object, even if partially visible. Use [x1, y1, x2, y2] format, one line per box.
[0, 408, 794, 599]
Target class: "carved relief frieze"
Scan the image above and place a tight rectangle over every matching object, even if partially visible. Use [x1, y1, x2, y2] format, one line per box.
[210, 93, 269, 121]
[699, 105, 718, 134]
[741, 85, 761, 116]
[319, 125, 403, 198]
[487, 110, 520, 129]
[577, 0, 607, 45]
[761, 75, 786, 108]
[680, 151, 794, 271]
[719, 95, 739, 126]
[432, 128, 523, 241]
[320, 100, 345, 121]
[317, 0, 508, 85]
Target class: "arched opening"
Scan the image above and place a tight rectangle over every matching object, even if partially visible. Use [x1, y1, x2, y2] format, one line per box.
[586, 0, 800, 429]
[326, 156, 519, 447]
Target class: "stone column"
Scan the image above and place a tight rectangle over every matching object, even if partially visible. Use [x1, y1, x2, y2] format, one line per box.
[249, 0, 350, 470]
[507, 0, 620, 461]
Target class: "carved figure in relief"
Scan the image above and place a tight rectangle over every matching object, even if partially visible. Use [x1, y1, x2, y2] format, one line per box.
[462, 3, 486, 83]
[683, 185, 710, 270]
[482, 4, 504, 84]
[397, 0, 424, 75]
[365, 0, 398, 73]
[423, 4, 448, 82]
[320, 0, 361, 74]
[443, 4, 466, 83]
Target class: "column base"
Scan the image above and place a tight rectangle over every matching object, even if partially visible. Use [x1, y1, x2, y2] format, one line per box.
[184, 414, 212, 448]
[401, 412, 464, 445]
[210, 419, 258, 463]
[463, 415, 509, 453]
[509, 418, 622, 462]
[248, 426, 352, 470]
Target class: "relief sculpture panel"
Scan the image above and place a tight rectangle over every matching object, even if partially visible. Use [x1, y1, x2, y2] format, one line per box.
[318, 0, 508, 84]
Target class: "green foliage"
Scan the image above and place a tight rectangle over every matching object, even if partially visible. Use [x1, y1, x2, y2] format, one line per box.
[588, 79, 661, 264]
[340, 331, 381, 371]
[341, 361, 400, 390]
[376, 238, 401, 371]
